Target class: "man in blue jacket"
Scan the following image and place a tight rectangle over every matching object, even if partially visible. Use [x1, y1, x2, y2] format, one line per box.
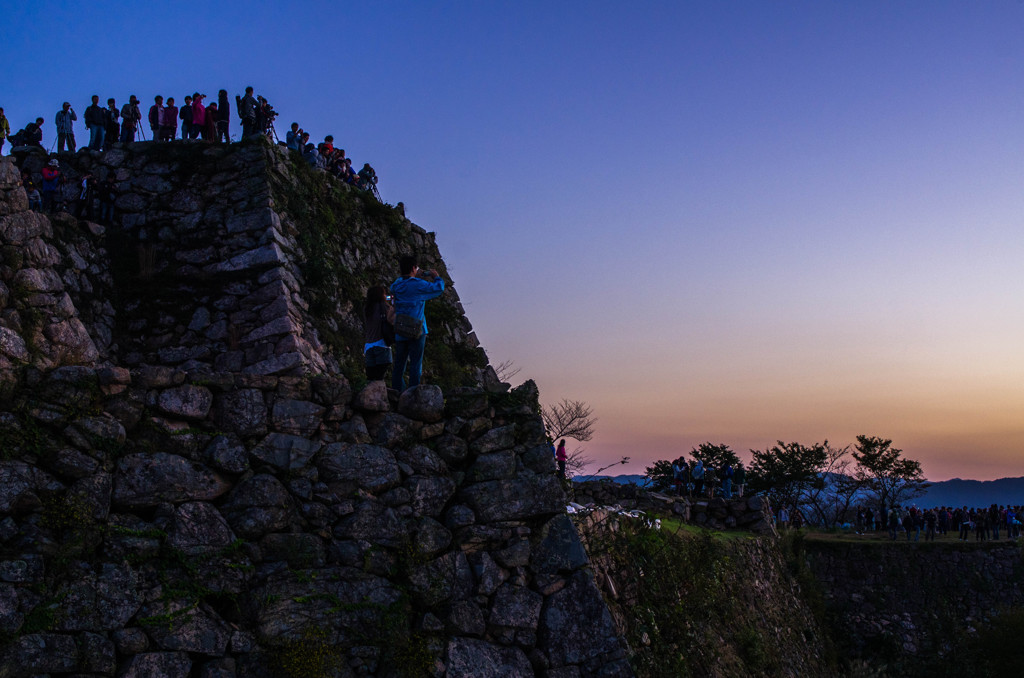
[390, 254, 445, 392]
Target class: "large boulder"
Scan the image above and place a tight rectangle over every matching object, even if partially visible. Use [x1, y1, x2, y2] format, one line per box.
[157, 385, 214, 420]
[221, 474, 294, 539]
[113, 453, 230, 507]
[445, 637, 532, 678]
[167, 502, 236, 555]
[318, 443, 401, 493]
[460, 473, 564, 523]
[397, 384, 444, 422]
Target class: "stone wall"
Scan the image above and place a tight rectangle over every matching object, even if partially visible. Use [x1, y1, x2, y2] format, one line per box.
[574, 509, 831, 677]
[0, 142, 631, 677]
[8, 138, 489, 386]
[803, 539, 1024, 659]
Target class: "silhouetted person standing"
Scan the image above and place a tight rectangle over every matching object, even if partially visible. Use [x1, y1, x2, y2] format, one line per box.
[217, 89, 230, 142]
[120, 96, 141, 143]
[55, 102, 77, 152]
[237, 86, 257, 138]
[0, 108, 9, 154]
[103, 98, 119, 150]
[84, 95, 105, 150]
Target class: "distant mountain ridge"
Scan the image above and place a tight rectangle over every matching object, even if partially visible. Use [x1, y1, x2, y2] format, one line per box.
[585, 474, 1024, 507]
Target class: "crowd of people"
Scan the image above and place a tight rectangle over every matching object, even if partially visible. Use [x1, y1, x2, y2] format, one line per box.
[1, 86, 382, 217]
[285, 127, 378, 196]
[772, 503, 1024, 541]
[669, 457, 746, 499]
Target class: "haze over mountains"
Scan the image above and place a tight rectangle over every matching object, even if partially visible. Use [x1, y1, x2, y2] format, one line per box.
[589, 475, 1024, 508]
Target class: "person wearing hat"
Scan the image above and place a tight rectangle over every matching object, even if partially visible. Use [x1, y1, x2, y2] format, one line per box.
[40, 159, 62, 213]
[55, 102, 77, 153]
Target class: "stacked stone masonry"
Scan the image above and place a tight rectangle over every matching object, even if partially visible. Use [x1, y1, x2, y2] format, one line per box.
[0, 142, 632, 677]
[803, 540, 1024, 659]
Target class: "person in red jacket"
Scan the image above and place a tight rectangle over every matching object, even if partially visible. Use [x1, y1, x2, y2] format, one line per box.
[190, 93, 206, 141]
[160, 97, 178, 141]
[203, 102, 219, 140]
[556, 440, 568, 478]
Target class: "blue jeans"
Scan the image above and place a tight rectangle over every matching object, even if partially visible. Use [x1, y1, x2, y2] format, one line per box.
[88, 124, 105, 150]
[392, 335, 426, 391]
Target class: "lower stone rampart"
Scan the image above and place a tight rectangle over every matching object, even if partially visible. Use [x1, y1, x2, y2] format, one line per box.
[0, 369, 631, 677]
[803, 538, 1024, 660]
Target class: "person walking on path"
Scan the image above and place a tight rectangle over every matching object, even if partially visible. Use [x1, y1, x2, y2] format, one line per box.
[389, 255, 445, 392]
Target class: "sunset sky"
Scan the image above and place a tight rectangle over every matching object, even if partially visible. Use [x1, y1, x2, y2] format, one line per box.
[6, 2, 1024, 480]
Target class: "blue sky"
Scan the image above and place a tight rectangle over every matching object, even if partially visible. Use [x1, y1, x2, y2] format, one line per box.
[6, 1, 1024, 480]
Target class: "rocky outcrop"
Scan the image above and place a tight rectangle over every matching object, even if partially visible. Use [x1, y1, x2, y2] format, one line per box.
[572, 479, 776, 535]
[0, 141, 629, 677]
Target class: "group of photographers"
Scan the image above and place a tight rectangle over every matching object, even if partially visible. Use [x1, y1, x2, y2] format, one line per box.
[284, 126, 379, 196]
[2, 85, 280, 153]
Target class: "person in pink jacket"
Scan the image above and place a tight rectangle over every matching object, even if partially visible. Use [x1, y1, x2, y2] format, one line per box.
[190, 93, 206, 140]
[556, 440, 568, 478]
[160, 97, 178, 141]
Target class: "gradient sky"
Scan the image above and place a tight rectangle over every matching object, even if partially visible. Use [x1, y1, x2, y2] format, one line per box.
[5, 2, 1024, 481]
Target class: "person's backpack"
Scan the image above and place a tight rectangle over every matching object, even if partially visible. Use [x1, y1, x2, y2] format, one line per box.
[394, 313, 423, 339]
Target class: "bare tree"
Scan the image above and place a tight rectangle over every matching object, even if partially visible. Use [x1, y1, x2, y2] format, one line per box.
[542, 399, 596, 443]
[493, 359, 522, 383]
[565, 446, 594, 478]
[800, 443, 864, 528]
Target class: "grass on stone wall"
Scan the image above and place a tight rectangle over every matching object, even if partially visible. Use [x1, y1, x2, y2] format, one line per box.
[590, 518, 796, 678]
[271, 147, 486, 389]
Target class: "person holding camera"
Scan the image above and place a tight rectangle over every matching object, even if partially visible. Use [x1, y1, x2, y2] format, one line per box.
[389, 255, 445, 392]
[120, 96, 141, 143]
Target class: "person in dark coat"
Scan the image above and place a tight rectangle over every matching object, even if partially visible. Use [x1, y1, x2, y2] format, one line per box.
[103, 98, 119, 150]
[84, 95, 105, 150]
[216, 89, 230, 143]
